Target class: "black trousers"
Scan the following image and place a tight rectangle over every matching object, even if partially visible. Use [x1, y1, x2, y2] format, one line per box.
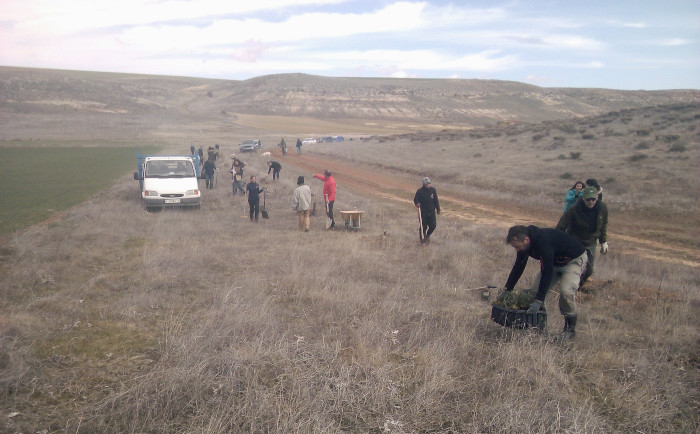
[272, 168, 280, 180]
[420, 211, 437, 237]
[249, 200, 260, 220]
[327, 200, 335, 222]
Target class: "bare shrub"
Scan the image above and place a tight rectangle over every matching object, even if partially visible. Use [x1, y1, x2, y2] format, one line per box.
[628, 153, 648, 162]
[667, 143, 687, 152]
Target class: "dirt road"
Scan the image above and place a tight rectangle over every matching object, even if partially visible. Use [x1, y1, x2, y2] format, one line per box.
[281, 150, 700, 268]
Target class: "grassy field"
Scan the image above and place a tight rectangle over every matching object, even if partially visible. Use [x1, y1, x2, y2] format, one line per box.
[0, 68, 698, 432]
[0, 146, 158, 234]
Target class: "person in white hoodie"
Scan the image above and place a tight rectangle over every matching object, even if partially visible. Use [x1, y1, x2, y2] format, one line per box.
[292, 176, 312, 231]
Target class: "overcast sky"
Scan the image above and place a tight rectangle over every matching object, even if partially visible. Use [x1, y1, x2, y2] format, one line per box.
[2, 0, 698, 90]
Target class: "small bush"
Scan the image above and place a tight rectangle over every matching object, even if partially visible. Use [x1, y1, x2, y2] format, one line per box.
[473, 153, 482, 158]
[582, 134, 595, 140]
[532, 134, 545, 142]
[558, 124, 577, 134]
[628, 154, 648, 162]
[635, 129, 651, 136]
[558, 154, 567, 160]
[668, 143, 687, 153]
[570, 152, 582, 160]
[560, 172, 572, 179]
[660, 134, 680, 143]
[635, 141, 651, 150]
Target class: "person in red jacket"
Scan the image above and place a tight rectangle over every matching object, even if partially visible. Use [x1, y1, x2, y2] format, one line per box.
[313, 169, 336, 229]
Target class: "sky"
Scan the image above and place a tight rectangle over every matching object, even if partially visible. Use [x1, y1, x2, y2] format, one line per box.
[1, 0, 699, 90]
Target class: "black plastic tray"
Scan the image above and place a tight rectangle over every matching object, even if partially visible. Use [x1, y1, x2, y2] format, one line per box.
[491, 304, 547, 329]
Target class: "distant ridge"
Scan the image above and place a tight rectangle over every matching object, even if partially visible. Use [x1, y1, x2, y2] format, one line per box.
[1, 65, 698, 141]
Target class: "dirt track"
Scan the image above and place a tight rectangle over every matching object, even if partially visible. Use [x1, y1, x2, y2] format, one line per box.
[280, 150, 700, 269]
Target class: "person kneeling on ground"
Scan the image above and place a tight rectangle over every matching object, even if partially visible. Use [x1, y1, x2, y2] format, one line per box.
[503, 225, 587, 341]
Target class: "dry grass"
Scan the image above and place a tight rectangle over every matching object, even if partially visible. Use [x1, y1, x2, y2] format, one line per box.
[1, 144, 698, 432]
[0, 70, 698, 432]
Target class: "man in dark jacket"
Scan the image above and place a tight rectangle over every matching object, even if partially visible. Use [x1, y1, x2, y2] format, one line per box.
[203, 158, 216, 189]
[267, 161, 282, 181]
[504, 225, 587, 341]
[245, 175, 265, 222]
[556, 186, 609, 289]
[413, 177, 440, 244]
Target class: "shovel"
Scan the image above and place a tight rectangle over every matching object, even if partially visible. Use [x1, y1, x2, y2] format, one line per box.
[417, 205, 425, 242]
[324, 194, 332, 229]
[261, 190, 269, 219]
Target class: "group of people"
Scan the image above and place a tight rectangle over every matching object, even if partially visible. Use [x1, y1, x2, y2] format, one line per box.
[275, 138, 305, 156]
[412, 175, 608, 341]
[292, 170, 336, 231]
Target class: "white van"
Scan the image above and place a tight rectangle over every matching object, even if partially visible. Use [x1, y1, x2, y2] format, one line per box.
[133, 154, 201, 210]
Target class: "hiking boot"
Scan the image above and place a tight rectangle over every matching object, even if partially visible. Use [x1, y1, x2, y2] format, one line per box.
[556, 315, 577, 342]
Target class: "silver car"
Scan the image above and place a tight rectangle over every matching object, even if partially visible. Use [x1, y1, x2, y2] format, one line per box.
[239, 139, 262, 152]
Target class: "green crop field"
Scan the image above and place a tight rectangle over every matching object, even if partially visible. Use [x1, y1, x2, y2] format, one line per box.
[0, 146, 159, 234]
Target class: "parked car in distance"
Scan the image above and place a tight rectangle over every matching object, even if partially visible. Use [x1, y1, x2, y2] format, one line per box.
[239, 139, 262, 152]
[302, 138, 317, 145]
[319, 136, 333, 143]
[333, 136, 345, 142]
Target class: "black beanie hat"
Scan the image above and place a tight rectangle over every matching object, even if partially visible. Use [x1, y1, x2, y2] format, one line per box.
[297, 176, 304, 185]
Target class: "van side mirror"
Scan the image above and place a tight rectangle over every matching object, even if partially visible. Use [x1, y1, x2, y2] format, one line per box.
[133, 172, 141, 180]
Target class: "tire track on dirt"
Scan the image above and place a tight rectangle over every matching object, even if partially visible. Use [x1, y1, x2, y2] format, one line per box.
[282, 150, 700, 268]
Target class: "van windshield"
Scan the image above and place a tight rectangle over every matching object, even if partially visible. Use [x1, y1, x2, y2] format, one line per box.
[145, 161, 195, 178]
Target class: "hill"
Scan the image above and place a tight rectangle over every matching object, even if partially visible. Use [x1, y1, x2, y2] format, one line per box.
[2, 66, 699, 143]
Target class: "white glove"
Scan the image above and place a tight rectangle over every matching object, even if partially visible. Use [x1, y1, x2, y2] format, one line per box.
[600, 242, 608, 255]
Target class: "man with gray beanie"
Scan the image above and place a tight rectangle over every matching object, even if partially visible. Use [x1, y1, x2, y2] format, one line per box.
[292, 175, 312, 231]
[413, 177, 440, 244]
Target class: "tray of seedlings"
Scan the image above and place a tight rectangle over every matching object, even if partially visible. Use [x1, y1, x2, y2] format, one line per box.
[491, 289, 547, 330]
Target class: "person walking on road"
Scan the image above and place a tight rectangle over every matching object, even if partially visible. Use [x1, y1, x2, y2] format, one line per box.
[556, 185, 609, 289]
[503, 225, 587, 341]
[413, 177, 440, 244]
[279, 138, 287, 156]
[246, 175, 264, 222]
[296, 138, 302, 155]
[267, 161, 282, 181]
[203, 158, 216, 189]
[292, 176, 312, 231]
[313, 169, 337, 229]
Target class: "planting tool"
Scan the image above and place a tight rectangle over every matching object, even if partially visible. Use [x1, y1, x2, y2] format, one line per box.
[324, 194, 332, 229]
[461, 284, 497, 300]
[261, 190, 269, 219]
[417, 205, 425, 241]
[310, 194, 317, 216]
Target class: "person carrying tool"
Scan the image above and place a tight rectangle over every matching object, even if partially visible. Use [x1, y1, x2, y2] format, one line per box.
[267, 160, 282, 181]
[556, 185, 609, 290]
[503, 225, 587, 341]
[279, 138, 287, 156]
[413, 177, 440, 244]
[313, 169, 336, 229]
[245, 175, 265, 222]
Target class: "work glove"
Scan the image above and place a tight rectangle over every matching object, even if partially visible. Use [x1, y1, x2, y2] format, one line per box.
[600, 242, 608, 255]
[526, 300, 542, 314]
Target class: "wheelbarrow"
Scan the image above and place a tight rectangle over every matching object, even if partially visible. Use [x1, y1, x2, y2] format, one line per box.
[339, 209, 364, 231]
